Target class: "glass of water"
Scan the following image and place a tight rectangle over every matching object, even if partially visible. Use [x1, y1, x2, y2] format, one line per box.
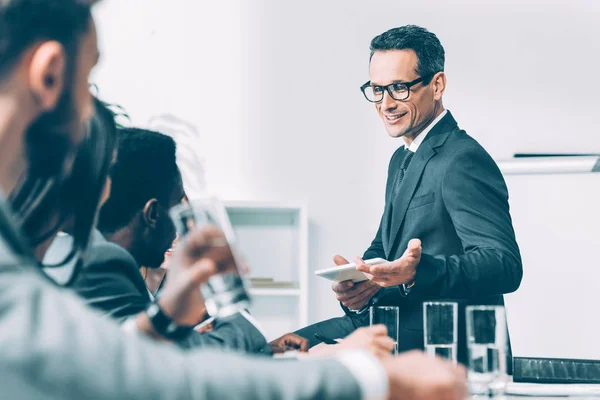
[466, 305, 508, 397]
[169, 197, 251, 318]
[370, 306, 400, 355]
[423, 302, 458, 363]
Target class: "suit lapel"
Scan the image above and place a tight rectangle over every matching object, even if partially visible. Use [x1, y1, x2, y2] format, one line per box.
[386, 111, 459, 253]
[381, 148, 407, 256]
[387, 142, 435, 251]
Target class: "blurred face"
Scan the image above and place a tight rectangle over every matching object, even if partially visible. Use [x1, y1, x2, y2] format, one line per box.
[162, 233, 180, 268]
[145, 173, 185, 268]
[369, 49, 440, 140]
[100, 150, 118, 206]
[25, 17, 99, 179]
[162, 196, 187, 267]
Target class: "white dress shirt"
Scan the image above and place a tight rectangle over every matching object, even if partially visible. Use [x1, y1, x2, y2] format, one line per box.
[407, 109, 448, 153]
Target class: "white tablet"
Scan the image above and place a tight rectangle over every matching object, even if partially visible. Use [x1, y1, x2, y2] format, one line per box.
[314, 258, 388, 283]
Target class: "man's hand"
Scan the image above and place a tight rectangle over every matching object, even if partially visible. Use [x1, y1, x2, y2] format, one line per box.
[308, 325, 395, 359]
[158, 225, 236, 326]
[331, 255, 381, 310]
[269, 333, 309, 353]
[356, 239, 422, 287]
[382, 351, 468, 400]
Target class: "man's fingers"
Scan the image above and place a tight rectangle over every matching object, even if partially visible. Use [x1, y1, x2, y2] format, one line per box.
[342, 290, 377, 310]
[345, 291, 377, 309]
[336, 281, 373, 301]
[284, 335, 309, 351]
[181, 225, 225, 258]
[369, 260, 409, 276]
[332, 280, 354, 292]
[454, 363, 468, 380]
[374, 348, 394, 360]
[333, 254, 349, 266]
[338, 282, 379, 303]
[188, 259, 218, 285]
[407, 238, 421, 250]
[344, 286, 380, 309]
[365, 324, 388, 336]
[407, 238, 422, 257]
[371, 280, 391, 288]
[178, 226, 238, 276]
[377, 335, 396, 352]
[356, 263, 372, 273]
[296, 337, 310, 352]
[369, 263, 393, 274]
[450, 364, 469, 400]
[345, 300, 367, 310]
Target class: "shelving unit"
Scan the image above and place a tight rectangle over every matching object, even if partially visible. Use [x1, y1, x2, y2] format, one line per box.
[248, 288, 302, 297]
[225, 201, 308, 340]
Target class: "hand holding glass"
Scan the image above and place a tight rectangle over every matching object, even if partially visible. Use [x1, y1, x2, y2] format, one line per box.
[170, 197, 250, 318]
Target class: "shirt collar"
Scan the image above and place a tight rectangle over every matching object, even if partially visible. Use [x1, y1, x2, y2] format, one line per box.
[407, 109, 448, 153]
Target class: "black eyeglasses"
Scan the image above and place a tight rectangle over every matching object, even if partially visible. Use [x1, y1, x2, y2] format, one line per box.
[360, 74, 434, 103]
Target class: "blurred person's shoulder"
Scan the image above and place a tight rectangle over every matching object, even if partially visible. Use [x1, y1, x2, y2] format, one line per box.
[78, 230, 146, 294]
[0, 196, 37, 269]
[84, 230, 138, 270]
[0, 235, 21, 268]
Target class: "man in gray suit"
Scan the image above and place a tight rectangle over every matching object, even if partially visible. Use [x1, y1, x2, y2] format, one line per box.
[0, 1, 468, 399]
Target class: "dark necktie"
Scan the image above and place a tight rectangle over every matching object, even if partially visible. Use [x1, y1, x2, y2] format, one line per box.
[392, 149, 414, 198]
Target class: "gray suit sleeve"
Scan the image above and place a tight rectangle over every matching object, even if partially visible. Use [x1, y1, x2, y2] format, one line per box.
[0, 257, 362, 400]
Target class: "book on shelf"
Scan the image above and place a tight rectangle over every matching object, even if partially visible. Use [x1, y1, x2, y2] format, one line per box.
[249, 277, 297, 289]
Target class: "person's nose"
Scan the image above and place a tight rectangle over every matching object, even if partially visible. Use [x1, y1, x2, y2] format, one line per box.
[381, 89, 397, 112]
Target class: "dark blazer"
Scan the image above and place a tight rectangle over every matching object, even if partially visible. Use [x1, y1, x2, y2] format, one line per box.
[47, 230, 271, 354]
[347, 111, 523, 362]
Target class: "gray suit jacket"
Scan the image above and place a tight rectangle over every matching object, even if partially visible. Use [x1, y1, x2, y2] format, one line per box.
[44, 230, 271, 354]
[0, 195, 362, 400]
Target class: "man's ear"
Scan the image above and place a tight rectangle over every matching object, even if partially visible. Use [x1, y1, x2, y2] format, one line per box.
[28, 41, 66, 112]
[431, 71, 447, 101]
[142, 199, 160, 228]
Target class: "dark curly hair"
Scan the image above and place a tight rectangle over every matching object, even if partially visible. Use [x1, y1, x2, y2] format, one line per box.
[98, 128, 180, 234]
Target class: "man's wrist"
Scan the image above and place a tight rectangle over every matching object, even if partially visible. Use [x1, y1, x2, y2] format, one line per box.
[145, 301, 193, 341]
[347, 294, 380, 314]
[135, 312, 167, 341]
[348, 303, 370, 314]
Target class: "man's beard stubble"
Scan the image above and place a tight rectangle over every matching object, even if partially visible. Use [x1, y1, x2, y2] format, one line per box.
[24, 83, 85, 182]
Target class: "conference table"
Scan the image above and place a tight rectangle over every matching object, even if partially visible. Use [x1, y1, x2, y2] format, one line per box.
[472, 380, 600, 399]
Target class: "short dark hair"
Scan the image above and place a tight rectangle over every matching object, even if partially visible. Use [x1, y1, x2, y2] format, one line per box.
[0, 0, 99, 78]
[370, 25, 445, 84]
[98, 128, 180, 234]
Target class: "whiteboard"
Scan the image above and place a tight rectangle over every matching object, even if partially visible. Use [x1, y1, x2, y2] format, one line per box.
[501, 157, 600, 360]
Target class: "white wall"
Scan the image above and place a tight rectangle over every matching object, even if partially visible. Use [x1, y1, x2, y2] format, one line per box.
[93, 0, 600, 325]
